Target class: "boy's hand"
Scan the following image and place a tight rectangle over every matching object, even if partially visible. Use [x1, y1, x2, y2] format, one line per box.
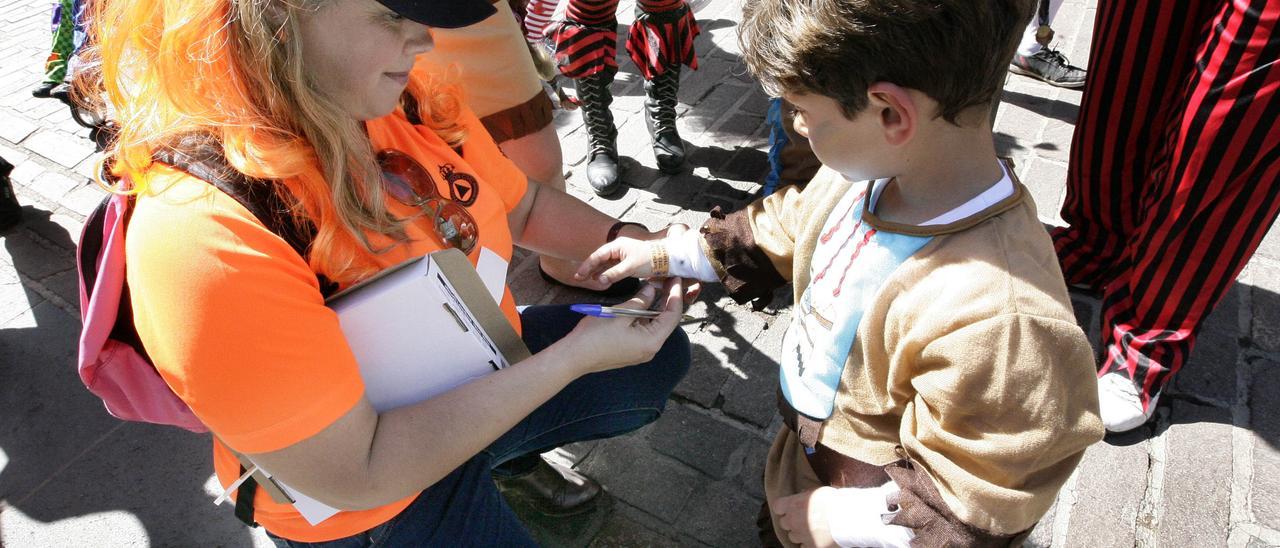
[773, 487, 840, 548]
[573, 237, 655, 286]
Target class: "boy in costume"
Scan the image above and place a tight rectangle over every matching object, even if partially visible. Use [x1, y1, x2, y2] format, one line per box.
[575, 0, 1104, 544]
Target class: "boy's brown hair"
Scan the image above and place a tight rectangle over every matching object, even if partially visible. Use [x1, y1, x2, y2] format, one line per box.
[740, 0, 1034, 123]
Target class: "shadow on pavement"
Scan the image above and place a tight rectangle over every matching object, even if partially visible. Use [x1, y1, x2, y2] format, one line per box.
[0, 207, 259, 545]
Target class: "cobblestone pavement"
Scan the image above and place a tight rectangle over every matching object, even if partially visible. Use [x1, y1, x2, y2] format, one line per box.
[3, 0, 1280, 546]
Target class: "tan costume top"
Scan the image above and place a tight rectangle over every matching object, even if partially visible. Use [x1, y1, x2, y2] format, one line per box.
[699, 165, 1103, 545]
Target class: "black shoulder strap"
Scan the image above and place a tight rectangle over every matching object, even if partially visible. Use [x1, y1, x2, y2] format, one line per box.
[153, 136, 340, 297]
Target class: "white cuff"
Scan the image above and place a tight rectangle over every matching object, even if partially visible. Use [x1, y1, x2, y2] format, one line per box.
[827, 482, 915, 548]
[663, 230, 719, 282]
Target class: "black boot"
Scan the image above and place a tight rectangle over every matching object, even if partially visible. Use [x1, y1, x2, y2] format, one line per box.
[495, 456, 602, 517]
[0, 156, 22, 231]
[575, 70, 622, 196]
[644, 65, 686, 174]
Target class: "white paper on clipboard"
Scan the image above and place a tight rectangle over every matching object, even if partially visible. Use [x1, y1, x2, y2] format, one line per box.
[232, 249, 530, 526]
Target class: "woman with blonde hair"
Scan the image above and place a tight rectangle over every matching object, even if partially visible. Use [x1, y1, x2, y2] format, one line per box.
[78, 0, 691, 544]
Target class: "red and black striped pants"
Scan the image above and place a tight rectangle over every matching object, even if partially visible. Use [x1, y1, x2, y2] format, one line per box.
[1054, 0, 1280, 406]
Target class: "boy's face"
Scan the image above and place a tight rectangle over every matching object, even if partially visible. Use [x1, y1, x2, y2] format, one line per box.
[785, 92, 896, 182]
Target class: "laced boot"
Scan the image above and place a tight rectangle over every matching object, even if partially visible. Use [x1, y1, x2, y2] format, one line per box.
[575, 70, 622, 196]
[644, 65, 685, 174]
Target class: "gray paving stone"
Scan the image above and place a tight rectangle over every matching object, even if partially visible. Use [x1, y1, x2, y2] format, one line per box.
[1257, 222, 1280, 261]
[0, 226, 74, 280]
[1022, 157, 1068, 222]
[21, 128, 94, 169]
[0, 299, 110, 502]
[1065, 437, 1149, 547]
[674, 296, 769, 407]
[1252, 261, 1280, 354]
[733, 437, 770, 500]
[577, 433, 703, 525]
[0, 111, 37, 142]
[60, 182, 105, 218]
[1251, 359, 1280, 531]
[0, 263, 38, 326]
[1159, 401, 1231, 546]
[673, 480, 761, 548]
[0, 143, 28, 166]
[684, 82, 747, 138]
[30, 169, 79, 203]
[648, 403, 749, 479]
[41, 267, 78, 314]
[7, 159, 41, 186]
[7, 422, 267, 547]
[1172, 284, 1240, 404]
[589, 501, 687, 548]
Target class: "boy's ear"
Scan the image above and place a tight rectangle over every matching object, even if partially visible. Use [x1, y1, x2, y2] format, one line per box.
[866, 83, 916, 147]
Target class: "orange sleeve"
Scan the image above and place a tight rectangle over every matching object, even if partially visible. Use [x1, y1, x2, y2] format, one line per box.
[457, 107, 529, 212]
[126, 169, 365, 454]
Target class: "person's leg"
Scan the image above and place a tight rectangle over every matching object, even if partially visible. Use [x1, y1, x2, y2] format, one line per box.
[267, 456, 538, 548]
[489, 304, 690, 471]
[33, 0, 75, 97]
[551, 0, 624, 196]
[1096, 0, 1280, 432]
[1053, 0, 1212, 292]
[1008, 0, 1086, 88]
[629, 0, 700, 174]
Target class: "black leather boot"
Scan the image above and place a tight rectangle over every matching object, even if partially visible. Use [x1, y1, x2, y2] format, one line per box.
[644, 65, 686, 174]
[495, 456, 602, 517]
[575, 70, 622, 196]
[0, 156, 22, 231]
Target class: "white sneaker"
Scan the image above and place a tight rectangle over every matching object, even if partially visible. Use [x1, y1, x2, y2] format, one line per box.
[1097, 372, 1158, 432]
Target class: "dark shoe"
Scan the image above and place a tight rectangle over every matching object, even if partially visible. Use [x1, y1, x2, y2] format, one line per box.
[495, 457, 602, 517]
[586, 151, 621, 196]
[1010, 48, 1086, 88]
[0, 157, 22, 231]
[539, 265, 641, 299]
[575, 70, 623, 196]
[31, 81, 58, 98]
[644, 66, 686, 174]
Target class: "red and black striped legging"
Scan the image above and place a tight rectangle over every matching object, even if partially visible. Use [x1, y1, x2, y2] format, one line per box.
[1054, 0, 1280, 406]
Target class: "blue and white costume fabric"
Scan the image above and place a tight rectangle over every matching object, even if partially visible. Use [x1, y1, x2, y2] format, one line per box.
[779, 166, 1015, 420]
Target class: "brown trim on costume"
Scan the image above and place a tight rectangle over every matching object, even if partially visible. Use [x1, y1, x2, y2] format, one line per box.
[861, 158, 1027, 237]
[479, 89, 554, 144]
[777, 389, 892, 489]
[699, 206, 789, 310]
[885, 457, 1033, 547]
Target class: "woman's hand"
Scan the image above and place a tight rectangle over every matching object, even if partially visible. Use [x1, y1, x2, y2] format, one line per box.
[558, 277, 686, 374]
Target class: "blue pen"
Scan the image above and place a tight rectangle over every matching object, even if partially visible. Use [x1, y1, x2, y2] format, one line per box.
[570, 304, 696, 322]
[570, 304, 661, 318]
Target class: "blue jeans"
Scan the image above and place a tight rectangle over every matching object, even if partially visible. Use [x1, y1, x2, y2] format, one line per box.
[268, 305, 691, 547]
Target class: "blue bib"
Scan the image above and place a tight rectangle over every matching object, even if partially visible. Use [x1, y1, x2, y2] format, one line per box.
[779, 181, 933, 419]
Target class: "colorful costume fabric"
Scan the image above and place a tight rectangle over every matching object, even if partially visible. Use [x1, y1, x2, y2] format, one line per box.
[41, 0, 86, 85]
[547, 0, 701, 194]
[1054, 0, 1280, 419]
[699, 165, 1104, 544]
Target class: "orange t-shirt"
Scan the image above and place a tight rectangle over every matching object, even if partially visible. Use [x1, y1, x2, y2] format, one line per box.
[126, 107, 528, 542]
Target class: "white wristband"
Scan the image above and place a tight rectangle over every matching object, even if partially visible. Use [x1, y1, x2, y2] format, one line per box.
[828, 482, 915, 548]
[663, 230, 719, 282]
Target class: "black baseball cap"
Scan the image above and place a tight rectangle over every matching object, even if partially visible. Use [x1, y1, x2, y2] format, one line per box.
[376, 0, 497, 29]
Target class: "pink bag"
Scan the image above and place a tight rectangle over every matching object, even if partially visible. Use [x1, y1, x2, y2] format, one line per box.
[76, 192, 210, 432]
[74, 144, 332, 434]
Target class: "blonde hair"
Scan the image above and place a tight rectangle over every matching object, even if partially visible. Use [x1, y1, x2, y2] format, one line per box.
[77, 0, 467, 283]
